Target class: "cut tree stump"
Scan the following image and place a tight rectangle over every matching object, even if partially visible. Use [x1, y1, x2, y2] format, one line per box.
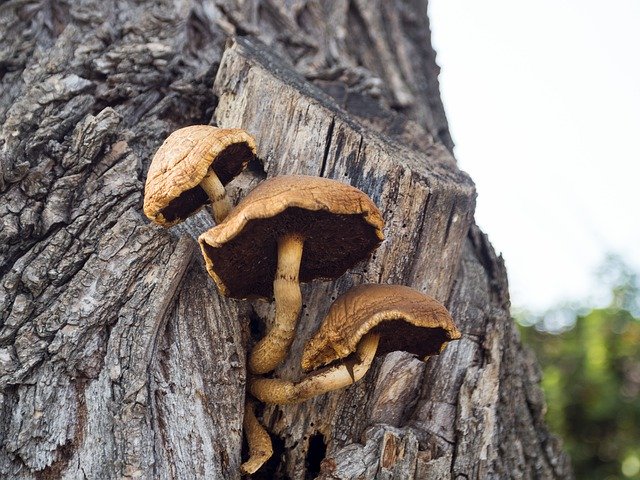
[0, 1, 572, 479]
[213, 36, 474, 478]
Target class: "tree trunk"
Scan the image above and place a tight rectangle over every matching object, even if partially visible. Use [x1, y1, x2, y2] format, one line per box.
[0, 1, 572, 479]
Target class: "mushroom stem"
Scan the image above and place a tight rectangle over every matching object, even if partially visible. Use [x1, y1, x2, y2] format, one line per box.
[248, 233, 304, 374]
[200, 169, 232, 223]
[250, 332, 380, 404]
[240, 399, 273, 475]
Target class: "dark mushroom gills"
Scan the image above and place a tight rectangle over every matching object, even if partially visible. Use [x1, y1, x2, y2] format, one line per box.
[198, 175, 385, 375]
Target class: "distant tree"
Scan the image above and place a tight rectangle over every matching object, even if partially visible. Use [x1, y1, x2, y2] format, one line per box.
[519, 256, 640, 480]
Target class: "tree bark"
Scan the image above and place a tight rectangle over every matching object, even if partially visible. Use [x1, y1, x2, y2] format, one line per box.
[0, 1, 572, 479]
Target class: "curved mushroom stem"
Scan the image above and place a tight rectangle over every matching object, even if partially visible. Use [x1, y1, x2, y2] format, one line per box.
[250, 332, 380, 404]
[248, 233, 304, 374]
[200, 169, 232, 223]
[240, 398, 273, 475]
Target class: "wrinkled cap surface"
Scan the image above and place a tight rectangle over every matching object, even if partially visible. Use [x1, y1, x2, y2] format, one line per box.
[301, 284, 461, 371]
[144, 125, 256, 226]
[198, 175, 385, 299]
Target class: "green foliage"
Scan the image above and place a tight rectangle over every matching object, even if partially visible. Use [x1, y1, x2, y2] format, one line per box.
[518, 256, 640, 480]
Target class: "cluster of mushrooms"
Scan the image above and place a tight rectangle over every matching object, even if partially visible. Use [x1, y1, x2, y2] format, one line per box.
[143, 125, 462, 475]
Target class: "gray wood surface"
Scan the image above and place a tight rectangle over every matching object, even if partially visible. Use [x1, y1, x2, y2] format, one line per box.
[0, 1, 572, 479]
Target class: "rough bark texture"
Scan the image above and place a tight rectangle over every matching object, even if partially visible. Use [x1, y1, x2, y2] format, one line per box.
[0, 1, 572, 479]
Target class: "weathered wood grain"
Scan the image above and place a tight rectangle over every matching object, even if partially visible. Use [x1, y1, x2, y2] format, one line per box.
[211, 37, 571, 480]
[214, 37, 474, 302]
[214, 0, 454, 152]
[0, 1, 572, 479]
[210, 36, 475, 478]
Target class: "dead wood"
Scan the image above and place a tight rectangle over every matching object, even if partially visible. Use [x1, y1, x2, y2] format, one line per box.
[0, 2, 572, 479]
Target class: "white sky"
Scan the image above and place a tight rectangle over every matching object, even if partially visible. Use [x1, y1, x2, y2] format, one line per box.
[428, 0, 640, 312]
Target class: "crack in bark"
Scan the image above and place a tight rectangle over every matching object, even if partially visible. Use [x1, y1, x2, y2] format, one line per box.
[320, 116, 335, 178]
[0, 2, 571, 478]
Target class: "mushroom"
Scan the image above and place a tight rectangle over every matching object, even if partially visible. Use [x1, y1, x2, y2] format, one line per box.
[250, 283, 461, 404]
[249, 331, 380, 404]
[198, 175, 384, 374]
[240, 336, 380, 475]
[143, 125, 256, 226]
[240, 399, 273, 475]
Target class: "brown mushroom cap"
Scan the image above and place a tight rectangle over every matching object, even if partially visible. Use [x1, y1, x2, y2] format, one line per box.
[198, 175, 384, 299]
[143, 125, 256, 226]
[301, 284, 461, 371]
